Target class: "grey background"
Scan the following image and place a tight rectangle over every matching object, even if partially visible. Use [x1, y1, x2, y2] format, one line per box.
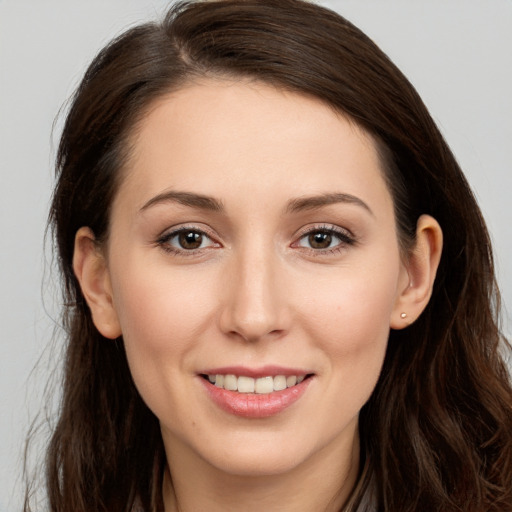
[1, 1, 510, 509]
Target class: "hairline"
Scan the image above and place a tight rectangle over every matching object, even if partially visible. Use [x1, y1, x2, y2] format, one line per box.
[105, 72, 412, 256]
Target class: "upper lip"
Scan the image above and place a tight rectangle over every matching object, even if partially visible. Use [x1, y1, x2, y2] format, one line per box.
[199, 365, 312, 378]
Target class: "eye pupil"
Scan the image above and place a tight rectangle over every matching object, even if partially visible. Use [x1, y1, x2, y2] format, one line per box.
[309, 231, 332, 249]
[179, 231, 203, 249]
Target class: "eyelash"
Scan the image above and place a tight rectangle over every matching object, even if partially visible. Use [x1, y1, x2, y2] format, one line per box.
[293, 224, 356, 256]
[155, 224, 356, 257]
[156, 226, 220, 256]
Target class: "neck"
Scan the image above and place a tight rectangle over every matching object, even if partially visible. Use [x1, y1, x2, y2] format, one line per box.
[162, 423, 361, 512]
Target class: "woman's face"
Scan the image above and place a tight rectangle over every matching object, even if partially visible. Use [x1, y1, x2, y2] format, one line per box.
[103, 80, 410, 477]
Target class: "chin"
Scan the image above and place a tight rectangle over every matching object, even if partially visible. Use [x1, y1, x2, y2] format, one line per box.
[191, 422, 353, 479]
[208, 444, 310, 478]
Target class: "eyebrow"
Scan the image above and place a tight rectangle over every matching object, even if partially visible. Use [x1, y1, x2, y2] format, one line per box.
[139, 190, 373, 216]
[139, 190, 224, 213]
[285, 193, 374, 216]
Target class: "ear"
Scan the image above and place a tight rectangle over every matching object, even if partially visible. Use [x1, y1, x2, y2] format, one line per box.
[391, 214, 443, 329]
[73, 227, 122, 339]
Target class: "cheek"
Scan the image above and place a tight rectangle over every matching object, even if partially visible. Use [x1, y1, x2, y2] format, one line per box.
[113, 256, 218, 336]
[297, 261, 399, 395]
[301, 261, 399, 339]
[109, 260, 219, 397]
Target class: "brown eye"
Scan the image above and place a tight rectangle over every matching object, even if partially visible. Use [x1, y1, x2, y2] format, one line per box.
[308, 231, 332, 249]
[178, 231, 203, 249]
[159, 228, 217, 253]
[295, 226, 354, 253]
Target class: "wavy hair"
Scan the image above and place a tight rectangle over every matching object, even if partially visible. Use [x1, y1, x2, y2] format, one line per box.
[26, 1, 512, 510]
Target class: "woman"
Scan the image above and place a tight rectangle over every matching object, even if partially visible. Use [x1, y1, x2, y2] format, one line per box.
[26, 0, 512, 510]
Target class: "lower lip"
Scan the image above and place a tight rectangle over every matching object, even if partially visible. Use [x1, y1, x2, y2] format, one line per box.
[201, 377, 312, 418]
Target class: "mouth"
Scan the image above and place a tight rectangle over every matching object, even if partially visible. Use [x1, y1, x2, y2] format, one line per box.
[200, 371, 314, 418]
[201, 373, 311, 394]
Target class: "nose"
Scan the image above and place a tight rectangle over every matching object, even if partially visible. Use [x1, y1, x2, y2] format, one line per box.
[219, 247, 289, 343]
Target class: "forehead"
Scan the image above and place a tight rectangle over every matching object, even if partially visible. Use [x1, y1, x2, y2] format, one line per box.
[117, 79, 392, 214]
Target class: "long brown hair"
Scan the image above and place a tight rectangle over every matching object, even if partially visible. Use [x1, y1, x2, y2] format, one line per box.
[27, 1, 512, 510]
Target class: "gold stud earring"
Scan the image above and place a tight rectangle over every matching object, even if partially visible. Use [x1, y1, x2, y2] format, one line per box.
[400, 312, 407, 319]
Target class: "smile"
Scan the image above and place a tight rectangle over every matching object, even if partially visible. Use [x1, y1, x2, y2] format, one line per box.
[205, 374, 306, 394]
[201, 372, 313, 418]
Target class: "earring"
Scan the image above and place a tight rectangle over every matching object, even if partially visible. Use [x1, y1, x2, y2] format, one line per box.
[400, 312, 407, 319]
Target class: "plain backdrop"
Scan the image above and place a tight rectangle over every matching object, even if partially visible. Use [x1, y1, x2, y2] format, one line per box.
[1, 1, 511, 509]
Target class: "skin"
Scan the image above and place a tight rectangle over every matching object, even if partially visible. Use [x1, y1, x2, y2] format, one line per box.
[73, 80, 442, 511]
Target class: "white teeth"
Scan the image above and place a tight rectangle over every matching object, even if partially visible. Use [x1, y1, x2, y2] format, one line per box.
[223, 374, 238, 391]
[255, 376, 274, 394]
[237, 376, 255, 393]
[207, 373, 307, 394]
[214, 374, 224, 388]
[273, 375, 287, 391]
[286, 375, 297, 387]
